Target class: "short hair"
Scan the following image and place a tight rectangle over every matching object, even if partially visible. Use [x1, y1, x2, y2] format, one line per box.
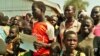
[64, 5, 76, 13]
[26, 13, 32, 17]
[50, 42, 61, 56]
[91, 6, 100, 18]
[0, 12, 4, 17]
[78, 9, 87, 17]
[0, 16, 9, 25]
[63, 31, 77, 41]
[10, 25, 19, 34]
[82, 16, 94, 25]
[32, 1, 46, 13]
[45, 15, 51, 21]
[51, 15, 58, 19]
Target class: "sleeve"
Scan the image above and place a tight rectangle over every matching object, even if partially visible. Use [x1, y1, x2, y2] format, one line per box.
[0, 28, 7, 42]
[46, 23, 55, 41]
[0, 35, 6, 54]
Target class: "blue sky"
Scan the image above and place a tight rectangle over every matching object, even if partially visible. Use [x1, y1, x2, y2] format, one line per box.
[49, 0, 100, 15]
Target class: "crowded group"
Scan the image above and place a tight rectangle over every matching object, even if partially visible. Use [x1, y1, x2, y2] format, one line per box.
[0, 1, 100, 56]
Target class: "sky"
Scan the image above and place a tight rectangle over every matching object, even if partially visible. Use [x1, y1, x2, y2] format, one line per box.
[87, 0, 100, 14]
[0, 0, 100, 17]
[49, 0, 100, 15]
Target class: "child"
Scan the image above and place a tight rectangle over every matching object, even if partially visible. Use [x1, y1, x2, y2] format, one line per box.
[32, 1, 55, 56]
[61, 31, 85, 56]
[50, 42, 61, 56]
[6, 26, 20, 56]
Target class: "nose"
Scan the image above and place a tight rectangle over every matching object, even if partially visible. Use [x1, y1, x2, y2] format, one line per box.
[65, 11, 69, 14]
[70, 40, 75, 44]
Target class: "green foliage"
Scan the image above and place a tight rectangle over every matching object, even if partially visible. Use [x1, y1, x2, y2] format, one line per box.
[26, 0, 34, 2]
[64, 0, 89, 11]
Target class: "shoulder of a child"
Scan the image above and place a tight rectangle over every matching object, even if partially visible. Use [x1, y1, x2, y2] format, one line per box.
[80, 52, 86, 56]
[77, 21, 81, 26]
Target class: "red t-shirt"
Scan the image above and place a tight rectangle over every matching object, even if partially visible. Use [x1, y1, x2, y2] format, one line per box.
[93, 25, 100, 36]
[32, 22, 50, 56]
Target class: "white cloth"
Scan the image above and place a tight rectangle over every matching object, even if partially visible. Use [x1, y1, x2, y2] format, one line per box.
[46, 22, 56, 41]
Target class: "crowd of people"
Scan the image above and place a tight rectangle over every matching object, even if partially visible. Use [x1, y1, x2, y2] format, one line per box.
[0, 1, 100, 56]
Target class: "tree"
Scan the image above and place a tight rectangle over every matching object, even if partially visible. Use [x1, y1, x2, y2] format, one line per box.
[26, 0, 34, 2]
[64, 0, 89, 11]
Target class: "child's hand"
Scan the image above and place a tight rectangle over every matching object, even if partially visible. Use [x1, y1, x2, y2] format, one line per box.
[33, 41, 44, 49]
[8, 50, 14, 54]
[33, 41, 51, 49]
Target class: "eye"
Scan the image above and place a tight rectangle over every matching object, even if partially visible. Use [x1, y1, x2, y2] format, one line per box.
[67, 39, 77, 42]
[93, 11, 99, 14]
[10, 31, 14, 34]
[86, 24, 90, 27]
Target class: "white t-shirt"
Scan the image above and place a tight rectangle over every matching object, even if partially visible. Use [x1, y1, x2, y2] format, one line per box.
[46, 22, 56, 41]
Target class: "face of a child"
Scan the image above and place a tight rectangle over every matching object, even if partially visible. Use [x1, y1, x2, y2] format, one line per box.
[64, 34, 78, 50]
[81, 19, 93, 34]
[32, 5, 42, 19]
[92, 8, 100, 20]
[64, 5, 75, 19]
[9, 28, 17, 38]
[50, 16, 58, 25]
[13, 19, 18, 25]
[92, 7, 100, 25]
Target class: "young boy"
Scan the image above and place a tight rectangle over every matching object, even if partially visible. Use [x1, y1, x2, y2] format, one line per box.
[61, 31, 85, 56]
[50, 42, 61, 56]
[32, 1, 55, 56]
[6, 26, 20, 56]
